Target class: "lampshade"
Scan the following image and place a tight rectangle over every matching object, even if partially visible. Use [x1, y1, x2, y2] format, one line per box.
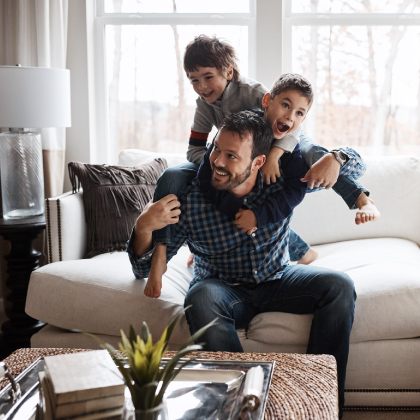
[0, 66, 71, 128]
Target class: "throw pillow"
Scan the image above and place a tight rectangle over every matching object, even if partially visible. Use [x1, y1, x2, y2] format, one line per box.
[68, 159, 167, 258]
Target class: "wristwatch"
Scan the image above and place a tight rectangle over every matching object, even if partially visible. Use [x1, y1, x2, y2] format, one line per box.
[329, 149, 349, 167]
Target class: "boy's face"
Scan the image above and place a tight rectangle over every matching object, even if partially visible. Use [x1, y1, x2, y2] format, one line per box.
[262, 89, 310, 140]
[187, 66, 233, 104]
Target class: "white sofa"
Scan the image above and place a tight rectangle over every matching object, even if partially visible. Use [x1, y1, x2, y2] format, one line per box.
[26, 149, 420, 410]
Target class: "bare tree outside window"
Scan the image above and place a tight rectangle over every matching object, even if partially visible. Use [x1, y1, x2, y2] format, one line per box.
[292, 0, 420, 156]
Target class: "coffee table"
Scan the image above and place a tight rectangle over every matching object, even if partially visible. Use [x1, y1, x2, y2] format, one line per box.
[1, 348, 338, 419]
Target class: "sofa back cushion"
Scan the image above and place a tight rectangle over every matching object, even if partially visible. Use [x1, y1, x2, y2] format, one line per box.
[118, 149, 420, 246]
[68, 159, 167, 258]
[291, 155, 420, 246]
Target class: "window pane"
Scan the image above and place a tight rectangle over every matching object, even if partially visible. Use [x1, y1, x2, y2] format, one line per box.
[291, 25, 420, 156]
[104, 0, 250, 14]
[105, 25, 249, 155]
[291, 0, 420, 13]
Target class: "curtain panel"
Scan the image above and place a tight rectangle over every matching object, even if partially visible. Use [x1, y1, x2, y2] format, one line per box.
[0, 0, 69, 199]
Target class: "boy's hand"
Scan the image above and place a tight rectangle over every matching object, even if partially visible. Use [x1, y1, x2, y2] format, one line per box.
[135, 194, 180, 234]
[301, 153, 340, 189]
[261, 147, 284, 184]
[234, 209, 258, 235]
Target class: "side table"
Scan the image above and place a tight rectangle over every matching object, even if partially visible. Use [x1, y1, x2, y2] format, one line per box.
[0, 215, 47, 359]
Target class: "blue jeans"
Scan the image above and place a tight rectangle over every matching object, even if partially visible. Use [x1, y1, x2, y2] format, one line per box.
[153, 162, 199, 244]
[184, 264, 356, 416]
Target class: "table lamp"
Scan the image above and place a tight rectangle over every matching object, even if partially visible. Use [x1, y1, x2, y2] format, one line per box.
[0, 65, 71, 219]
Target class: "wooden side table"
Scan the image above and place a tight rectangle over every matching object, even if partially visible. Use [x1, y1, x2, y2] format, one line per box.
[0, 215, 47, 359]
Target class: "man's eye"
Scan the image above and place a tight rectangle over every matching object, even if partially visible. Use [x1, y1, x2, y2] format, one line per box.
[191, 79, 198, 83]
[228, 154, 236, 159]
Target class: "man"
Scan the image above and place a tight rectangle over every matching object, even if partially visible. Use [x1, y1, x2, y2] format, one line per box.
[127, 111, 356, 417]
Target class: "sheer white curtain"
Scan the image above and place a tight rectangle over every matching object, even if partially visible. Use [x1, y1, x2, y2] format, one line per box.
[0, 0, 69, 198]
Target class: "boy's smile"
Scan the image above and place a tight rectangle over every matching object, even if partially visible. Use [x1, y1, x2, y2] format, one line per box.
[188, 66, 233, 104]
[262, 90, 309, 140]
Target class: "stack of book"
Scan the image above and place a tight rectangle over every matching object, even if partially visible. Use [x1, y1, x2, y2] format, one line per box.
[38, 350, 126, 420]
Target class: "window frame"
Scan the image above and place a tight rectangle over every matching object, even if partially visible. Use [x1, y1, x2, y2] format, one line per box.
[93, 0, 258, 163]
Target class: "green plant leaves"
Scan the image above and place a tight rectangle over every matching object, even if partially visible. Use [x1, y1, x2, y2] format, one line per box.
[83, 307, 217, 410]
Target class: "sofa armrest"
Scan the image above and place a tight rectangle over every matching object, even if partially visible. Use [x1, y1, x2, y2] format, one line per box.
[45, 191, 87, 263]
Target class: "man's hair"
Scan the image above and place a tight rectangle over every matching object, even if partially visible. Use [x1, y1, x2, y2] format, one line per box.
[270, 73, 313, 106]
[219, 111, 272, 159]
[184, 34, 240, 82]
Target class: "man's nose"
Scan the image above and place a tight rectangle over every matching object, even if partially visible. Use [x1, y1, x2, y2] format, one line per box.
[214, 155, 225, 167]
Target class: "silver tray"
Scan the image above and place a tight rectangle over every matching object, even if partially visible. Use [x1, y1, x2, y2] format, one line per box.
[0, 357, 274, 420]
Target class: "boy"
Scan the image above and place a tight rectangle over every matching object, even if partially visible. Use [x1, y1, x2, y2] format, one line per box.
[198, 73, 380, 239]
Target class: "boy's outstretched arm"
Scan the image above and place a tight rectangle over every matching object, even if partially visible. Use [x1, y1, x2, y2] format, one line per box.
[300, 152, 341, 189]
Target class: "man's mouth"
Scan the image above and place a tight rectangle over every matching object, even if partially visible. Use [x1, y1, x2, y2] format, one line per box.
[277, 122, 290, 133]
[213, 166, 230, 177]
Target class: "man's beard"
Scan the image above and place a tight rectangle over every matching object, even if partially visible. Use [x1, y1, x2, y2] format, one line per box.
[211, 162, 252, 191]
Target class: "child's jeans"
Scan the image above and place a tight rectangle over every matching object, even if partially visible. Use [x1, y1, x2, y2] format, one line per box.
[152, 134, 368, 261]
[153, 162, 199, 244]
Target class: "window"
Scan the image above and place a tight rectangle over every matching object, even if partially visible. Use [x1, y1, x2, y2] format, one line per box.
[283, 0, 420, 156]
[95, 0, 256, 163]
[94, 0, 420, 162]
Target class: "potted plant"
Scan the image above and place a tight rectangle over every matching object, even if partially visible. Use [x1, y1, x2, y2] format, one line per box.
[86, 308, 217, 420]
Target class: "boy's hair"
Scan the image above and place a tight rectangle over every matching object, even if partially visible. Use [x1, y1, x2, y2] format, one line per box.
[270, 73, 313, 107]
[184, 34, 240, 82]
[219, 111, 272, 159]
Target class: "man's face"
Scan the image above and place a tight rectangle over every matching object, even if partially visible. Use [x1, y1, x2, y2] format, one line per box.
[187, 66, 233, 104]
[209, 129, 254, 194]
[262, 89, 310, 140]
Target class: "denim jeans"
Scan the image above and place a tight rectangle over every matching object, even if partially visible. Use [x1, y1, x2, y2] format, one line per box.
[184, 264, 356, 416]
[152, 162, 199, 244]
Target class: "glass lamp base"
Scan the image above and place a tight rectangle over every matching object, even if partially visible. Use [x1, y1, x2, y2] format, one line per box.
[0, 131, 45, 219]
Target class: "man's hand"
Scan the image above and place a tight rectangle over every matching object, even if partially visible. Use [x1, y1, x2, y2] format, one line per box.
[301, 153, 340, 189]
[261, 148, 284, 184]
[135, 194, 180, 234]
[234, 209, 257, 235]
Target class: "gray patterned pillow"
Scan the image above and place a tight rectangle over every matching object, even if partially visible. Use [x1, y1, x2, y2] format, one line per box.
[68, 159, 167, 258]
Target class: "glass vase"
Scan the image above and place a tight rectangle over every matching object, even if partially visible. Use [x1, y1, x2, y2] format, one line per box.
[123, 398, 168, 420]
[0, 130, 44, 218]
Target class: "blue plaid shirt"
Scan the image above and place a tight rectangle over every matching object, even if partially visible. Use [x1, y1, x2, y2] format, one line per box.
[127, 169, 306, 286]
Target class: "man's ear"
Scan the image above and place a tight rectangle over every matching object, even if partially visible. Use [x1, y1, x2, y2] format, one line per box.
[252, 155, 266, 171]
[262, 93, 271, 110]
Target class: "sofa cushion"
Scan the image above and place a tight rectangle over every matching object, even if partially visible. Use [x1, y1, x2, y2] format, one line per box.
[292, 155, 420, 246]
[27, 246, 193, 347]
[68, 159, 167, 258]
[27, 236, 420, 348]
[244, 237, 420, 346]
